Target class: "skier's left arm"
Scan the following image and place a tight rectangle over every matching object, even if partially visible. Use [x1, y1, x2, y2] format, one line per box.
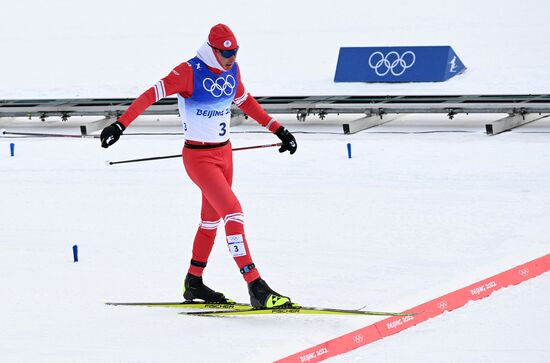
[234, 66, 297, 154]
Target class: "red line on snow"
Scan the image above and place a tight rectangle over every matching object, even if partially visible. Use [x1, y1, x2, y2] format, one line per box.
[275, 253, 550, 363]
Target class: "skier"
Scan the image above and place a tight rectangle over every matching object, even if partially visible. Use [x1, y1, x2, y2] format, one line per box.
[100, 24, 297, 309]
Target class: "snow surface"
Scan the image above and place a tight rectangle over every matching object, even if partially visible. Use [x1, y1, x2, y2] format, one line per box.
[2, 0, 550, 98]
[1, 0, 550, 362]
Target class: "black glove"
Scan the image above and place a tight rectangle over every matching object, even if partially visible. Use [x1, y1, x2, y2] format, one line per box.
[100, 121, 125, 148]
[275, 126, 297, 154]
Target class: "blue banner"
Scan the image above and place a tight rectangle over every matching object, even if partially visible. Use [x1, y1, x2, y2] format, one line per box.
[334, 46, 466, 83]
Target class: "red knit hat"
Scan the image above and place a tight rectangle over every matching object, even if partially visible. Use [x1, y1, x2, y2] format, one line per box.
[208, 24, 238, 50]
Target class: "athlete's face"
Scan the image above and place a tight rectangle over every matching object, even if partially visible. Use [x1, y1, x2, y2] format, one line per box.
[213, 48, 237, 70]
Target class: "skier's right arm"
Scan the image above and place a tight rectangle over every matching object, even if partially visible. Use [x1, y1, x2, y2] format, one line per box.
[100, 63, 193, 148]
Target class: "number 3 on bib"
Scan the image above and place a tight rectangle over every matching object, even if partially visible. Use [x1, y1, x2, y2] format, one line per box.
[227, 234, 246, 257]
[219, 122, 227, 136]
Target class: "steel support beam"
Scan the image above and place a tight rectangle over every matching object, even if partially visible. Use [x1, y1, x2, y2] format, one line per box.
[80, 117, 116, 136]
[343, 114, 399, 134]
[485, 113, 550, 135]
[230, 113, 246, 127]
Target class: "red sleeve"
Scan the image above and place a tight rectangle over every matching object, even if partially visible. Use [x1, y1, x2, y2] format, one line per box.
[233, 65, 281, 133]
[118, 62, 194, 128]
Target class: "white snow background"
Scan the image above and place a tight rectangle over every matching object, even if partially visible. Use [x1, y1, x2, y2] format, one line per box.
[1, 0, 550, 362]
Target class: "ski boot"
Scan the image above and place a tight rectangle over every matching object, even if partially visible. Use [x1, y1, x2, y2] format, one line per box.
[248, 278, 293, 308]
[183, 273, 231, 303]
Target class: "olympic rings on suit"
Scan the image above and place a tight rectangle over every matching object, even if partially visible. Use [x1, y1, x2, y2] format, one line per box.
[202, 75, 236, 98]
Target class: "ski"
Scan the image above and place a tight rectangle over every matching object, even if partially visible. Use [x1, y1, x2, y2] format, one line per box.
[181, 305, 414, 317]
[105, 301, 251, 310]
[106, 301, 414, 317]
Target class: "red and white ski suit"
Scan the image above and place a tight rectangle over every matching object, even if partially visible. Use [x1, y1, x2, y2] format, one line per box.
[118, 49, 281, 283]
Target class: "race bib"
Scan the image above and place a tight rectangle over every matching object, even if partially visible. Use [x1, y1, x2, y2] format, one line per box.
[227, 234, 246, 257]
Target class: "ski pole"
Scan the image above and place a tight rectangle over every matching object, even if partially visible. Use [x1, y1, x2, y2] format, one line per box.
[1, 130, 91, 138]
[107, 142, 282, 165]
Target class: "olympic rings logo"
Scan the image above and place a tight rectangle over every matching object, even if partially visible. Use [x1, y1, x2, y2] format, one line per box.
[368, 51, 416, 77]
[202, 75, 236, 98]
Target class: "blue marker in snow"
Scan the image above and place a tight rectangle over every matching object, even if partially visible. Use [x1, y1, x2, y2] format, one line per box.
[73, 245, 78, 262]
[347, 143, 352, 159]
[10, 143, 15, 157]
